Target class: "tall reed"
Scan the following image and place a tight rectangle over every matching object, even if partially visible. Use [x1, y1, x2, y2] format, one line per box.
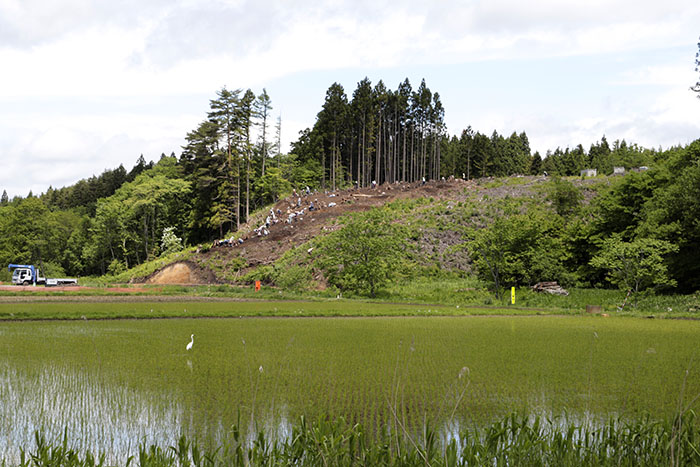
[5, 412, 700, 467]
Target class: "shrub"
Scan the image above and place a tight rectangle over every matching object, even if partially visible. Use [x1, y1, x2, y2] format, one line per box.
[106, 259, 126, 276]
[546, 176, 583, 217]
[275, 265, 313, 290]
[316, 208, 405, 297]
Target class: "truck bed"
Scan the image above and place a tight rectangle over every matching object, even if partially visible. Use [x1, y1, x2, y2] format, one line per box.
[45, 278, 78, 287]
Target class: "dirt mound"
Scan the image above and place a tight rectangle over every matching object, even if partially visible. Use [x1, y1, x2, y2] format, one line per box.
[145, 261, 217, 285]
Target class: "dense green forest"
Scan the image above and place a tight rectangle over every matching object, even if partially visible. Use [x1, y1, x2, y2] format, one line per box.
[0, 77, 697, 293]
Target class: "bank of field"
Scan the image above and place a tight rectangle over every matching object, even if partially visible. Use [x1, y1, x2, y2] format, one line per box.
[0, 299, 544, 320]
[1, 314, 700, 461]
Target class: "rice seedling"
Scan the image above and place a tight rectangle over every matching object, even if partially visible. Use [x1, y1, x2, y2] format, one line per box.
[1, 314, 699, 463]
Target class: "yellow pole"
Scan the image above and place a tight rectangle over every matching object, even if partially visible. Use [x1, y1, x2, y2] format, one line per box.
[511, 286, 515, 305]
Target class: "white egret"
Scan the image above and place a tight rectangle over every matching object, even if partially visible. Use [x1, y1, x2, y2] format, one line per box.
[186, 334, 194, 350]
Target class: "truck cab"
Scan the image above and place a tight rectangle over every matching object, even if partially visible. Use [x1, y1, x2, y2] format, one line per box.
[10, 266, 45, 285]
[12, 268, 32, 285]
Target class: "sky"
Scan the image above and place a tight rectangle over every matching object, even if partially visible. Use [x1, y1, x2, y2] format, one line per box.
[1, 0, 699, 198]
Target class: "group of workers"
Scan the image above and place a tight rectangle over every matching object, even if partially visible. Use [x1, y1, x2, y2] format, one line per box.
[212, 175, 473, 249]
[212, 186, 338, 248]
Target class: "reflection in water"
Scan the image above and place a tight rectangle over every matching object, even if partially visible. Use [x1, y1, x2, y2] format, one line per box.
[0, 362, 299, 463]
[0, 364, 183, 464]
[245, 405, 293, 447]
[437, 409, 612, 453]
[0, 359, 622, 464]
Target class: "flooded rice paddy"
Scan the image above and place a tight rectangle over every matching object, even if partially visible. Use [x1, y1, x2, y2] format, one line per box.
[1, 314, 699, 462]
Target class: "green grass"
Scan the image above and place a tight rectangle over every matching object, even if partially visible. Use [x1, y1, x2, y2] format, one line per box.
[0, 300, 501, 320]
[2, 315, 700, 462]
[0, 283, 340, 301]
[500, 287, 700, 316]
[381, 276, 494, 305]
[0, 281, 697, 319]
[10, 412, 700, 466]
[376, 277, 700, 317]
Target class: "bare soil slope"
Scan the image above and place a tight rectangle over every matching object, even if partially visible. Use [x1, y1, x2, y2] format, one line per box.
[185, 179, 472, 283]
[147, 176, 597, 285]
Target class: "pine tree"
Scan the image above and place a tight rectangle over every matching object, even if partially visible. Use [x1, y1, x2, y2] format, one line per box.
[257, 89, 273, 177]
[274, 114, 282, 166]
[589, 136, 612, 175]
[397, 79, 412, 182]
[208, 87, 243, 232]
[413, 79, 432, 181]
[530, 152, 543, 175]
[318, 83, 348, 189]
[180, 119, 221, 242]
[431, 92, 445, 180]
[351, 78, 374, 187]
[241, 89, 256, 223]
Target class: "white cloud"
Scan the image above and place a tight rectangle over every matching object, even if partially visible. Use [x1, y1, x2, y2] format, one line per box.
[0, 0, 168, 46]
[616, 64, 697, 87]
[0, 108, 199, 196]
[3, 0, 698, 98]
[1, 0, 700, 196]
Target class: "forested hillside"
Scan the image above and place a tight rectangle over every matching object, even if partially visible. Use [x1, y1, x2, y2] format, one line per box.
[0, 77, 697, 293]
[233, 149, 700, 297]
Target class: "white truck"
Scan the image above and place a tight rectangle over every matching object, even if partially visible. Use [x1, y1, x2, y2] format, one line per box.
[8, 264, 78, 286]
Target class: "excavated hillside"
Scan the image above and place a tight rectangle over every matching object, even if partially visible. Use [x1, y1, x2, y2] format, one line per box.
[145, 176, 602, 285]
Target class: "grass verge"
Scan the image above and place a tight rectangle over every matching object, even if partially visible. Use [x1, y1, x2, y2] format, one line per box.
[0, 300, 551, 321]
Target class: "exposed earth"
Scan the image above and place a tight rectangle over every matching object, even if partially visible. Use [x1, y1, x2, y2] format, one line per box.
[145, 261, 216, 285]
